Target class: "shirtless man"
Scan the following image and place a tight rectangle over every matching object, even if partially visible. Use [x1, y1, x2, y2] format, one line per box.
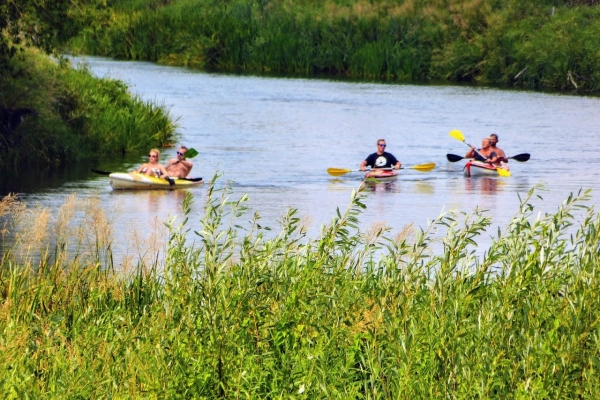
[489, 134, 508, 163]
[166, 146, 193, 178]
[465, 138, 501, 166]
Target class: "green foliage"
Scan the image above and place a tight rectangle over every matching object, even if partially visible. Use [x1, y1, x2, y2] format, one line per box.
[1, 179, 600, 396]
[0, 48, 178, 169]
[66, 0, 600, 91]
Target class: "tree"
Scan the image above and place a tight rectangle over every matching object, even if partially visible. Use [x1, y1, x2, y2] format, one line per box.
[0, 0, 84, 75]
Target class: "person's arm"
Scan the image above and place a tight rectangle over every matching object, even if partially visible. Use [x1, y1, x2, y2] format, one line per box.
[485, 152, 499, 164]
[465, 146, 476, 158]
[180, 159, 193, 169]
[360, 159, 368, 172]
[497, 149, 508, 163]
[165, 158, 177, 168]
[390, 154, 401, 169]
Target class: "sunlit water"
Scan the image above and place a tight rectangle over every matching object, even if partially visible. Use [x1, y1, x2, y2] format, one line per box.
[2, 56, 599, 265]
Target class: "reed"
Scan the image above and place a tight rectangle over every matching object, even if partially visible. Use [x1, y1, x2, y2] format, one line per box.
[1, 178, 599, 396]
[0, 48, 178, 170]
[67, 0, 600, 91]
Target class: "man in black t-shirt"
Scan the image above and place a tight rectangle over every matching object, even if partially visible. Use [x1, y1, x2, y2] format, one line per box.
[360, 138, 401, 171]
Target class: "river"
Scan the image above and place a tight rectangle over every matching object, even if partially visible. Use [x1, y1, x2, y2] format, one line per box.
[2, 56, 599, 265]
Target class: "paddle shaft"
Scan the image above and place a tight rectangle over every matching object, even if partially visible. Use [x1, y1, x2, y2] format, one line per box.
[327, 163, 435, 176]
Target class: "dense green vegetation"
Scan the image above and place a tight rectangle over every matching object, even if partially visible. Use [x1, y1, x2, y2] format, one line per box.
[1, 180, 599, 397]
[0, 50, 177, 169]
[69, 0, 600, 91]
[0, 0, 177, 170]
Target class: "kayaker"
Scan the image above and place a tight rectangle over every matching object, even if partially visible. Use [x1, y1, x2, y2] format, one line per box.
[136, 149, 169, 177]
[466, 138, 502, 166]
[489, 134, 508, 163]
[166, 146, 193, 178]
[360, 139, 401, 172]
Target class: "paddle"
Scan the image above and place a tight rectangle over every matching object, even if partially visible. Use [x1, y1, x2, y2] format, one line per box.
[183, 148, 199, 159]
[327, 162, 436, 177]
[446, 153, 530, 163]
[448, 130, 511, 177]
[91, 169, 203, 182]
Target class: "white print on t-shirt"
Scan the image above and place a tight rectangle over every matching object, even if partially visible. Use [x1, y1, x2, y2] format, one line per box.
[375, 156, 387, 167]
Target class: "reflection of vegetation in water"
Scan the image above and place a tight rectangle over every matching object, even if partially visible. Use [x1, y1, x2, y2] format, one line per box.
[1, 178, 599, 396]
[68, 0, 600, 91]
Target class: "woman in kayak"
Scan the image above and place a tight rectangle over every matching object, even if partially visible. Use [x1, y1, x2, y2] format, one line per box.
[136, 149, 169, 177]
[360, 139, 401, 172]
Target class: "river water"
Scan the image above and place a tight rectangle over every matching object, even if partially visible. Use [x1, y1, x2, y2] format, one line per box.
[2, 56, 599, 264]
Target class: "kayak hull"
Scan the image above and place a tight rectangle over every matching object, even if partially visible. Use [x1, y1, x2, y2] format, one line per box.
[365, 170, 399, 182]
[463, 161, 508, 177]
[109, 172, 203, 190]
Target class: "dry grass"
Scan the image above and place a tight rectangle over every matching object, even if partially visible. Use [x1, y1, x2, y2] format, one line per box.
[1, 193, 167, 271]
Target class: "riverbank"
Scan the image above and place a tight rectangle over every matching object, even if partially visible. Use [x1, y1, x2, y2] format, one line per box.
[1, 182, 599, 397]
[68, 0, 600, 92]
[0, 48, 177, 170]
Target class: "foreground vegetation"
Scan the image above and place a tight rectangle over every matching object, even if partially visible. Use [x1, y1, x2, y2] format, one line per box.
[1, 179, 599, 397]
[68, 0, 600, 92]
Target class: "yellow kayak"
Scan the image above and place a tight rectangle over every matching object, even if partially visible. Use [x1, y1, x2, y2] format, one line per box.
[109, 172, 203, 190]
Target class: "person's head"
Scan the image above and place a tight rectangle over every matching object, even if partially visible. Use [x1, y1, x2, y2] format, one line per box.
[481, 138, 491, 149]
[177, 146, 188, 159]
[376, 139, 387, 153]
[489, 134, 498, 146]
[149, 149, 160, 162]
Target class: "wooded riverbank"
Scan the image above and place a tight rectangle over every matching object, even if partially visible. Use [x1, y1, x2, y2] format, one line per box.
[69, 0, 600, 92]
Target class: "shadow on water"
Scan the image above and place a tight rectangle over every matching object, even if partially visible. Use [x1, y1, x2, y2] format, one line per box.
[0, 154, 147, 196]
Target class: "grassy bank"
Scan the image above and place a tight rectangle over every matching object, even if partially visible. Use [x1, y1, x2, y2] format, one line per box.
[68, 0, 600, 92]
[0, 48, 177, 170]
[1, 179, 599, 397]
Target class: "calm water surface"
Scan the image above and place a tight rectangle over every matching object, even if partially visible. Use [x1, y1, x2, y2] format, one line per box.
[3, 56, 599, 263]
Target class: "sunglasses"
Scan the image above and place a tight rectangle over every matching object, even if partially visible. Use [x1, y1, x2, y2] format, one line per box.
[149, 154, 158, 158]
[378, 144, 387, 147]
[177, 151, 185, 156]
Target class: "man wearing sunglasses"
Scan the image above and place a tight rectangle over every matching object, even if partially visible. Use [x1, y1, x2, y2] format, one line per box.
[166, 146, 194, 178]
[360, 139, 401, 172]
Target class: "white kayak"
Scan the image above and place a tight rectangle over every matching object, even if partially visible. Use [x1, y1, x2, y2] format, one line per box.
[463, 160, 509, 177]
[109, 172, 203, 190]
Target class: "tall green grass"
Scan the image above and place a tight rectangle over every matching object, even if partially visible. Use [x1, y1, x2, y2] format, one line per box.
[0, 48, 178, 169]
[1, 178, 599, 397]
[67, 0, 600, 91]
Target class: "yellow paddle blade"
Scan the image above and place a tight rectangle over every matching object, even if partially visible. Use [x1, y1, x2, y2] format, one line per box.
[449, 129, 465, 142]
[327, 168, 353, 176]
[496, 167, 511, 177]
[410, 162, 436, 172]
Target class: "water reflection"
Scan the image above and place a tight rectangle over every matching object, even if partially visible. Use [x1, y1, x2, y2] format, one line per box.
[413, 180, 435, 195]
[363, 180, 400, 193]
[464, 177, 507, 194]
